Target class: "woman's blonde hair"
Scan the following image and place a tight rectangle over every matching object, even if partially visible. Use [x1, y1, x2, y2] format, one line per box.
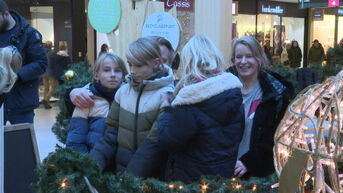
[0, 46, 22, 93]
[126, 37, 161, 67]
[176, 35, 224, 92]
[93, 52, 128, 78]
[59, 41, 68, 51]
[231, 36, 270, 68]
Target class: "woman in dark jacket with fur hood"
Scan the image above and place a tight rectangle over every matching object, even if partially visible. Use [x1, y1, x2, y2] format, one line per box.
[231, 36, 293, 178]
[157, 35, 245, 183]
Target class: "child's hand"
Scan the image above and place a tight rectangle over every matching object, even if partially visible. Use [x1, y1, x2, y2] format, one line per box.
[70, 87, 95, 108]
[160, 92, 173, 108]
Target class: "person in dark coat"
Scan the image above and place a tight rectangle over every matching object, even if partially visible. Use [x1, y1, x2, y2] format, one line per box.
[230, 36, 293, 178]
[42, 41, 71, 108]
[334, 38, 343, 66]
[308, 39, 325, 68]
[288, 40, 302, 68]
[157, 35, 244, 183]
[0, 0, 47, 124]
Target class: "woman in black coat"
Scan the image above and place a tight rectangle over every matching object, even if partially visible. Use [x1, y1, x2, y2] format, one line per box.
[288, 40, 302, 68]
[157, 36, 245, 183]
[231, 36, 294, 178]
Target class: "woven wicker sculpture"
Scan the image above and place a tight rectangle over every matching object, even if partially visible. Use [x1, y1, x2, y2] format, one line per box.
[274, 71, 343, 193]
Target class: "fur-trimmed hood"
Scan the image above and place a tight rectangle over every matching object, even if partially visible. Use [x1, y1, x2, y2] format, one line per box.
[172, 72, 242, 106]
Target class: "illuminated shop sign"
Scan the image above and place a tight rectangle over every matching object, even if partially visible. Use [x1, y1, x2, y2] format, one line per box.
[260, 4, 285, 15]
[299, 0, 342, 8]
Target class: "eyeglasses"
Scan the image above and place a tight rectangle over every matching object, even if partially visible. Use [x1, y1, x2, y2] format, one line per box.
[8, 45, 18, 56]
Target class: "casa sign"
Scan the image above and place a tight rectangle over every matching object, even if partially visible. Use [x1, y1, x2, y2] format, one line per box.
[164, 0, 193, 11]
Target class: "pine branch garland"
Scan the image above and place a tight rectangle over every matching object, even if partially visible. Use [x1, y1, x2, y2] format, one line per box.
[32, 148, 278, 193]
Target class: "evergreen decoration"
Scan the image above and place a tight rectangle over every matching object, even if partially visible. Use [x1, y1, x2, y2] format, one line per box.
[32, 148, 278, 193]
[52, 61, 92, 143]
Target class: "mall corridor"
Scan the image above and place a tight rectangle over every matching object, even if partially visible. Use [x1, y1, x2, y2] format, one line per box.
[33, 102, 61, 162]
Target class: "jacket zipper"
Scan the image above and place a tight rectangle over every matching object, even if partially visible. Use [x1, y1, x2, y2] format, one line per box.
[133, 85, 145, 150]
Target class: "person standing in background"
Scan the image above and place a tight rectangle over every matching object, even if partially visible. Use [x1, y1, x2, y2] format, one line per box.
[0, 0, 47, 124]
[288, 40, 302, 68]
[308, 39, 325, 68]
[41, 41, 54, 109]
[98, 43, 109, 57]
[42, 41, 71, 109]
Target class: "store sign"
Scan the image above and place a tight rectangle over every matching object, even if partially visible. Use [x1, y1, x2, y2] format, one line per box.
[299, 0, 343, 8]
[141, 12, 181, 50]
[260, 4, 285, 15]
[88, 0, 121, 33]
[338, 8, 343, 15]
[313, 9, 324, 20]
[164, 0, 193, 11]
[328, 0, 339, 7]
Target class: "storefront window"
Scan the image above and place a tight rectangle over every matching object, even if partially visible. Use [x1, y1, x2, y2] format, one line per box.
[313, 14, 335, 52]
[338, 16, 343, 45]
[257, 14, 280, 46]
[282, 17, 305, 61]
[232, 14, 256, 39]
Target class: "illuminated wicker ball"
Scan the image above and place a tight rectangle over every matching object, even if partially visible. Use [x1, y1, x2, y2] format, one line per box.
[274, 70, 343, 193]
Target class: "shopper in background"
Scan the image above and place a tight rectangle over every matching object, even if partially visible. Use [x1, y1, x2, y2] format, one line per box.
[42, 41, 71, 109]
[280, 43, 291, 66]
[288, 40, 302, 68]
[98, 43, 109, 57]
[308, 39, 325, 68]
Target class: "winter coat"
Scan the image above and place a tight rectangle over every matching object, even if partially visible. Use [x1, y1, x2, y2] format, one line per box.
[0, 11, 47, 112]
[49, 51, 71, 81]
[158, 73, 244, 183]
[309, 45, 325, 64]
[237, 70, 294, 178]
[90, 64, 174, 178]
[288, 47, 302, 68]
[334, 45, 343, 65]
[66, 83, 115, 153]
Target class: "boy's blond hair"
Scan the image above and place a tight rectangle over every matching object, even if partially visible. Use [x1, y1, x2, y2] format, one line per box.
[126, 37, 161, 67]
[93, 52, 128, 79]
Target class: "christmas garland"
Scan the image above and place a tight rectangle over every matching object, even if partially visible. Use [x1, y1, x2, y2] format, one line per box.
[32, 148, 278, 193]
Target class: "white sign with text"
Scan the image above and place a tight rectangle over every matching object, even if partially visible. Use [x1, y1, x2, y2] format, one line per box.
[142, 12, 180, 50]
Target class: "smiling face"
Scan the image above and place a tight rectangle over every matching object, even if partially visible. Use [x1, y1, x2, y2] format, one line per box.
[233, 43, 259, 81]
[94, 57, 124, 91]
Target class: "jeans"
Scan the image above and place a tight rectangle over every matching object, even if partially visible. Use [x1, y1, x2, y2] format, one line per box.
[4, 108, 34, 124]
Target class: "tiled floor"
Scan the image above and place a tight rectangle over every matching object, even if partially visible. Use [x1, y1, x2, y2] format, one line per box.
[34, 101, 63, 162]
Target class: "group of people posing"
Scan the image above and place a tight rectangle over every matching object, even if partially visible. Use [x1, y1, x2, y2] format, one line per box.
[65, 35, 293, 183]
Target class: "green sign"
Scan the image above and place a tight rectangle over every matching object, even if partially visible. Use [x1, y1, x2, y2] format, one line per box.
[88, 0, 121, 33]
[299, 0, 342, 8]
